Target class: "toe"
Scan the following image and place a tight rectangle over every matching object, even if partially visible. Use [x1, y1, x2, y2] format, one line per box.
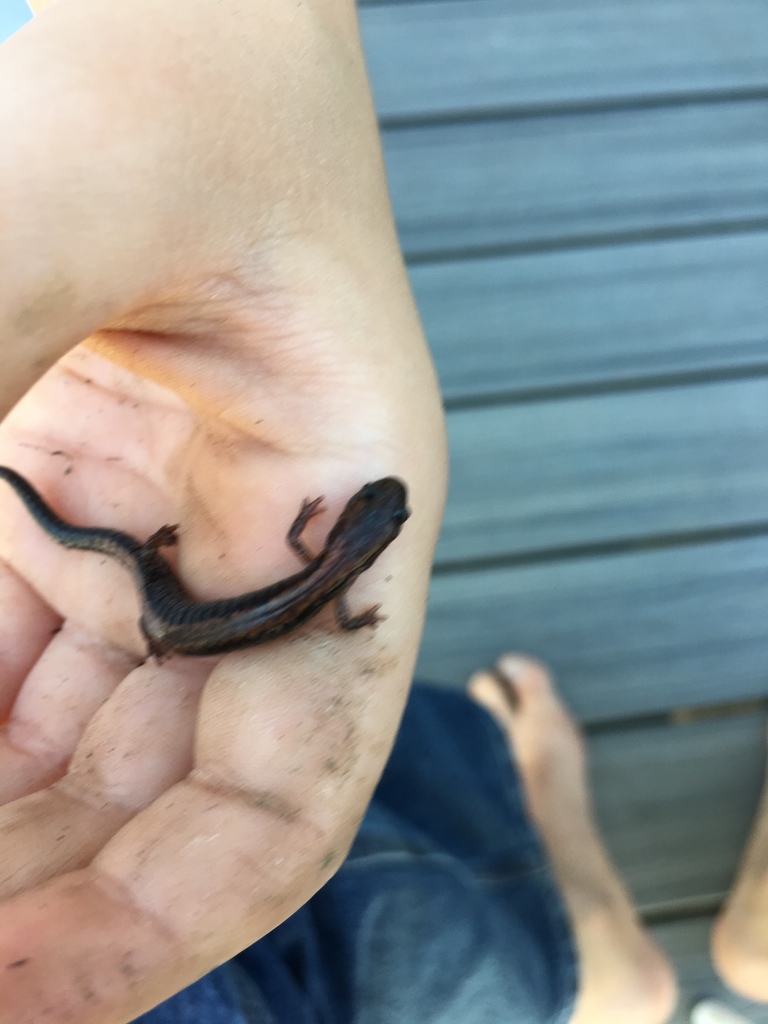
[468, 654, 574, 734]
[495, 654, 562, 710]
[467, 670, 517, 726]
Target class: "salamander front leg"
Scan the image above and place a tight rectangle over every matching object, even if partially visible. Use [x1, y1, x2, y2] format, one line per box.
[144, 524, 179, 550]
[335, 594, 383, 631]
[287, 496, 325, 564]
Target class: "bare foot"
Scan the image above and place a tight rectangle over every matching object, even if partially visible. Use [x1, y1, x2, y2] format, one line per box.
[711, 731, 768, 1002]
[467, 654, 677, 1024]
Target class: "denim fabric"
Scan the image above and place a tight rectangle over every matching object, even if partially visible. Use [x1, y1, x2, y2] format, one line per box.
[136, 685, 578, 1024]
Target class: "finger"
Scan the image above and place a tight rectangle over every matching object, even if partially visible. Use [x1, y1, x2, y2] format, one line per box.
[65, 657, 210, 814]
[0, 766, 337, 1019]
[0, 356, 195, 663]
[0, 791, 125, 903]
[0, 622, 415, 1020]
[0, 623, 136, 804]
[0, 656, 209, 902]
[0, 744, 331, 1020]
[0, 350, 193, 553]
[0, 871, 184, 1022]
[0, 564, 60, 721]
[95, 636, 414, 955]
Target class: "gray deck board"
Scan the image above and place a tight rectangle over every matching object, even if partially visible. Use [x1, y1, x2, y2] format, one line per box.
[361, 0, 768, 119]
[369, 0, 768, 1004]
[418, 536, 768, 721]
[411, 233, 768, 400]
[383, 100, 768, 258]
[438, 377, 768, 563]
[589, 711, 766, 912]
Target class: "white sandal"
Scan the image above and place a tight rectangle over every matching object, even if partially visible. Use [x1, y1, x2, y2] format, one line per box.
[690, 999, 756, 1024]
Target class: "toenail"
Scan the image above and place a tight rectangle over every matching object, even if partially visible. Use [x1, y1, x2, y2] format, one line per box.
[497, 655, 529, 680]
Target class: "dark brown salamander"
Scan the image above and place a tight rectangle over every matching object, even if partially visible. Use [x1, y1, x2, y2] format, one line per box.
[0, 467, 409, 659]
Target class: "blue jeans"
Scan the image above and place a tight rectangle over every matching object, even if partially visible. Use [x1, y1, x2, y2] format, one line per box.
[136, 684, 578, 1024]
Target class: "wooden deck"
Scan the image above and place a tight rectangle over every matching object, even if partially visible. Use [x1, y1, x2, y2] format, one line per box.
[360, 1, 768, 1020]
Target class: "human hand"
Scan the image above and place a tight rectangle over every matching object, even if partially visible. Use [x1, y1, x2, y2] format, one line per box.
[0, 0, 447, 1018]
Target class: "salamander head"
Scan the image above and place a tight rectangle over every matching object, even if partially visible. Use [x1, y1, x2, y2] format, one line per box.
[325, 477, 410, 569]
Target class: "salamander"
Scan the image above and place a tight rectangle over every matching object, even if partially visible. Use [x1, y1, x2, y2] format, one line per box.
[0, 466, 409, 658]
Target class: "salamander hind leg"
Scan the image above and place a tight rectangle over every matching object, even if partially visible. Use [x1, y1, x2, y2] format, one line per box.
[288, 496, 325, 564]
[335, 595, 383, 631]
[140, 616, 170, 662]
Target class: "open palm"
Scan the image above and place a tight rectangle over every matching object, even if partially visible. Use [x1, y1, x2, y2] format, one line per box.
[0, 1, 446, 1019]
